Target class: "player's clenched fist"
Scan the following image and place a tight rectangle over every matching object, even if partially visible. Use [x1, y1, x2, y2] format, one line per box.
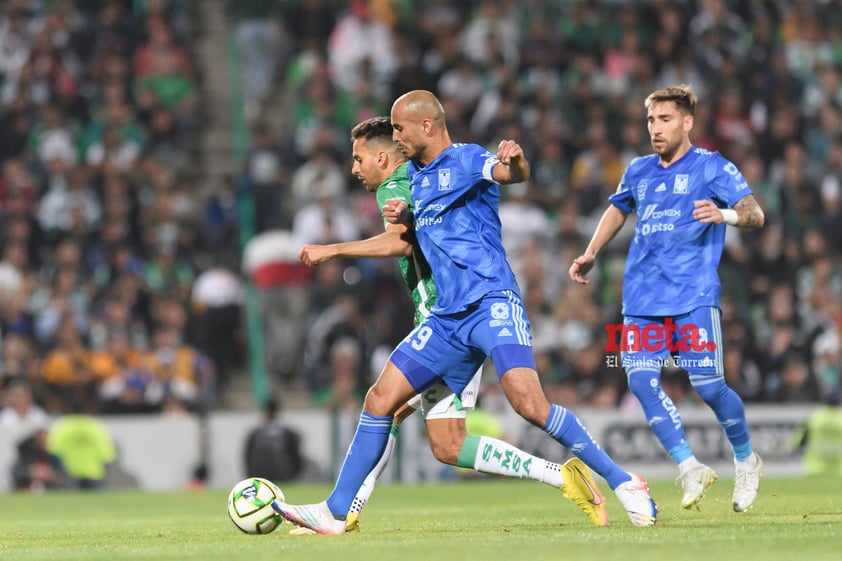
[496, 139, 524, 165]
[298, 244, 333, 267]
[383, 197, 410, 225]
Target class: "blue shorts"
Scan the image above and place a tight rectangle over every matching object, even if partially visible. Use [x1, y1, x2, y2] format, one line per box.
[620, 306, 723, 376]
[390, 290, 536, 395]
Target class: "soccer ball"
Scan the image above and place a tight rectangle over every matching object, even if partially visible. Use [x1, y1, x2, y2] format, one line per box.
[227, 477, 284, 534]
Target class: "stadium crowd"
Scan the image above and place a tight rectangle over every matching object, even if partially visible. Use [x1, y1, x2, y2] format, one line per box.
[1, 0, 841, 435]
[0, 0, 234, 423]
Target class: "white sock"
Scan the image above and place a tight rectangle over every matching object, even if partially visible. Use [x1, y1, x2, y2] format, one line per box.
[678, 456, 703, 475]
[470, 436, 564, 488]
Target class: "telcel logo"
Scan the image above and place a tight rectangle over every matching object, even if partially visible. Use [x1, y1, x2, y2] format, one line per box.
[605, 319, 716, 353]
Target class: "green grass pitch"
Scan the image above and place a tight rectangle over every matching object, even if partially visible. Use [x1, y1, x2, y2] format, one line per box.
[1, 476, 839, 561]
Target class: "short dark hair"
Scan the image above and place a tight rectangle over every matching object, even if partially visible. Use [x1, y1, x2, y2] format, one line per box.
[350, 116, 393, 143]
[645, 85, 698, 116]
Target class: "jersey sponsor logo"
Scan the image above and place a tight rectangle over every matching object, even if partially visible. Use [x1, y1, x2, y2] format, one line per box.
[639, 204, 681, 235]
[438, 168, 451, 190]
[637, 179, 648, 200]
[655, 182, 666, 192]
[416, 216, 443, 228]
[640, 204, 681, 221]
[673, 174, 689, 194]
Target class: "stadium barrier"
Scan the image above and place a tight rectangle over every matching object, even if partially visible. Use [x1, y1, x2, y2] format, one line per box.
[0, 404, 816, 492]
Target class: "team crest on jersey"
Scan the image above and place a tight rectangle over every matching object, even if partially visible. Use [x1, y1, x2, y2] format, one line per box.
[637, 180, 648, 200]
[673, 174, 689, 194]
[438, 169, 451, 191]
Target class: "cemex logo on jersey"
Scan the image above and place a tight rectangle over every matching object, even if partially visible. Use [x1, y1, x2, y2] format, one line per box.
[604, 319, 717, 353]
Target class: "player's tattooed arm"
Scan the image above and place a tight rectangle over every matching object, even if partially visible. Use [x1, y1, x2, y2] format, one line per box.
[733, 194, 765, 228]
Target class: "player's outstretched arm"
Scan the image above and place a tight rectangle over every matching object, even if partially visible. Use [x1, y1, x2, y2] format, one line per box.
[692, 194, 765, 228]
[298, 224, 413, 266]
[492, 139, 531, 184]
[569, 205, 628, 284]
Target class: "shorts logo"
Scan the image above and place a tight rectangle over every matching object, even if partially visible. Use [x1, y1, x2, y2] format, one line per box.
[438, 169, 451, 191]
[490, 303, 509, 320]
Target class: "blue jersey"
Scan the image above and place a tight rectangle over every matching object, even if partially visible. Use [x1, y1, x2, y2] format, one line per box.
[608, 147, 752, 316]
[407, 143, 520, 314]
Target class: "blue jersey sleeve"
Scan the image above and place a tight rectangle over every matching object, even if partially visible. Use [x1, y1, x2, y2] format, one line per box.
[705, 153, 753, 208]
[460, 143, 499, 186]
[608, 168, 636, 214]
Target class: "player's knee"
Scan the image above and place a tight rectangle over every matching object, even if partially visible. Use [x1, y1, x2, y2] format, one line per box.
[512, 397, 548, 426]
[363, 384, 392, 416]
[627, 370, 659, 400]
[429, 439, 460, 465]
[691, 377, 727, 404]
[426, 419, 465, 465]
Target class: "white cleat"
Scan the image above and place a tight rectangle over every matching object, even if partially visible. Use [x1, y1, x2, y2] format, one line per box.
[271, 500, 346, 535]
[614, 473, 658, 527]
[733, 453, 764, 512]
[679, 464, 718, 509]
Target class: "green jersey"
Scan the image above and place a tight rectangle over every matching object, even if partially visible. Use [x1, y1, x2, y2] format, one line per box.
[375, 162, 437, 325]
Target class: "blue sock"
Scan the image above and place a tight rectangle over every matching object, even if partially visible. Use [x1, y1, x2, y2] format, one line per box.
[326, 412, 393, 516]
[693, 377, 752, 461]
[543, 404, 629, 489]
[628, 369, 690, 463]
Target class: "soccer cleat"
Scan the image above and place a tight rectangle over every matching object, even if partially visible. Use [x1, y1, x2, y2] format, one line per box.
[614, 473, 658, 527]
[678, 464, 718, 509]
[272, 500, 346, 535]
[733, 453, 764, 512]
[560, 458, 609, 526]
[344, 512, 360, 533]
[288, 511, 361, 536]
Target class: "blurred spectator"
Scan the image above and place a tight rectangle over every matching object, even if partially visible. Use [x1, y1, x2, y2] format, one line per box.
[36, 314, 94, 413]
[147, 325, 215, 414]
[791, 393, 842, 476]
[292, 178, 360, 245]
[227, 0, 286, 121]
[46, 405, 117, 489]
[11, 427, 66, 492]
[327, 0, 397, 98]
[242, 123, 288, 233]
[189, 267, 244, 391]
[244, 397, 303, 482]
[0, 381, 51, 429]
[311, 335, 366, 410]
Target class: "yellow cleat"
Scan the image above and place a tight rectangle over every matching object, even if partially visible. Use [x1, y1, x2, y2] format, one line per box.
[561, 458, 609, 526]
[344, 512, 360, 533]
